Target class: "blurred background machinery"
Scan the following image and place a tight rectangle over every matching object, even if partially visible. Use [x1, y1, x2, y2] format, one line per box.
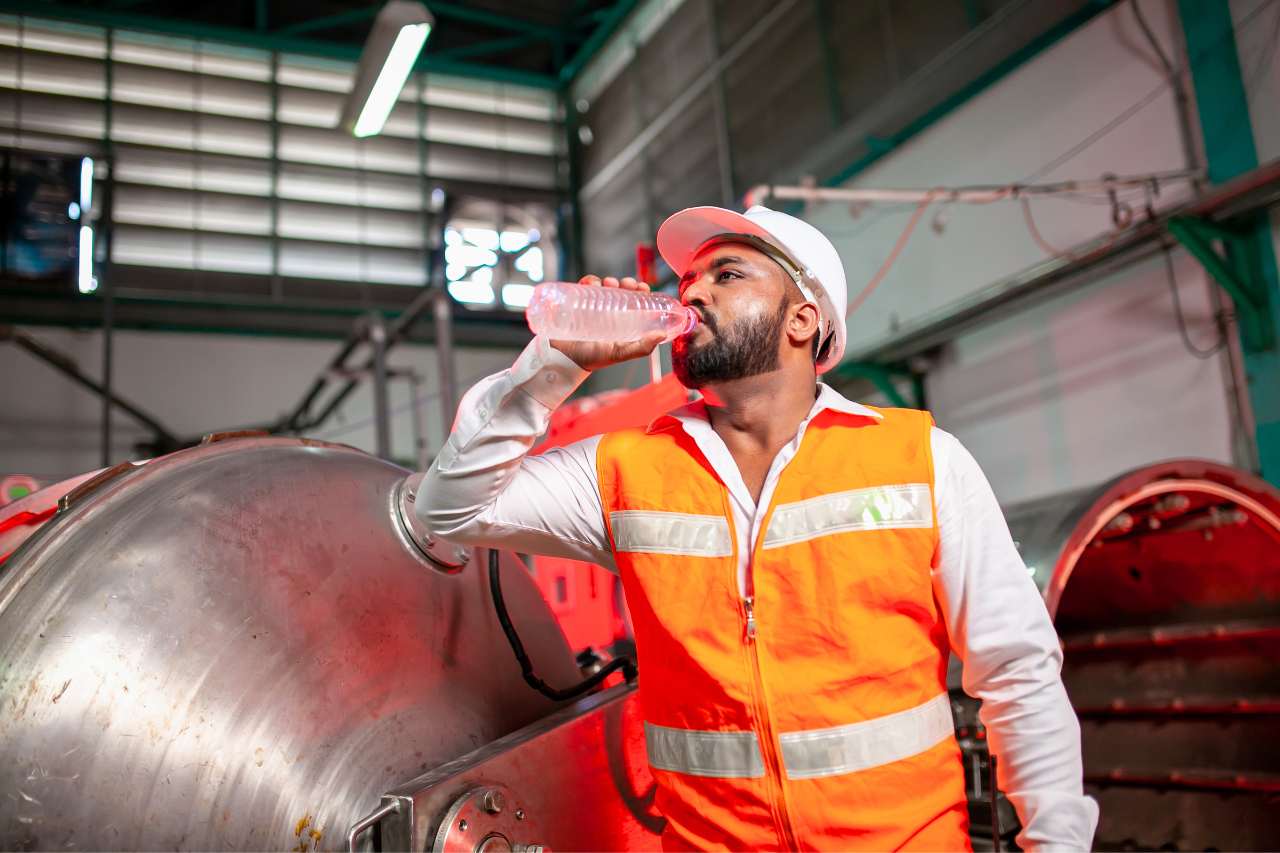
[1007, 459, 1280, 851]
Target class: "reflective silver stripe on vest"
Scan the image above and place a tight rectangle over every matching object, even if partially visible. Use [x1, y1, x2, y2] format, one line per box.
[762, 483, 933, 549]
[644, 723, 765, 778]
[779, 692, 953, 780]
[610, 510, 733, 557]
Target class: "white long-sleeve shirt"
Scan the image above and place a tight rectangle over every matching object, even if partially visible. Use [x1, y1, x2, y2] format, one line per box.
[420, 335, 1099, 851]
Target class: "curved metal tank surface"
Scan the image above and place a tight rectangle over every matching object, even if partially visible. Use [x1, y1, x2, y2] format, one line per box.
[0, 437, 580, 851]
[1003, 459, 1280, 851]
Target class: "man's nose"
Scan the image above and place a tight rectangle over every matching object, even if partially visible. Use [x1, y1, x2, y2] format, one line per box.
[681, 274, 711, 306]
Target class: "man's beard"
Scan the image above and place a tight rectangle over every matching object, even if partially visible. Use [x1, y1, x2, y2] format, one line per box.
[672, 297, 788, 389]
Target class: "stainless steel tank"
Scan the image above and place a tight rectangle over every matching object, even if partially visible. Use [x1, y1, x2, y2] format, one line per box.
[1003, 459, 1280, 851]
[0, 435, 580, 851]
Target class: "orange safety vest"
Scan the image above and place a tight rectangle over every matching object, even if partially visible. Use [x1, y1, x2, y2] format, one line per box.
[597, 405, 969, 851]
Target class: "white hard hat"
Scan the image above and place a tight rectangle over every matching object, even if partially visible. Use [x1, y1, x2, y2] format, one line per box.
[655, 205, 847, 373]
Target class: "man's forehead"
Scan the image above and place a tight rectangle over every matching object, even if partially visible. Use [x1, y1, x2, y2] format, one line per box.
[687, 240, 772, 268]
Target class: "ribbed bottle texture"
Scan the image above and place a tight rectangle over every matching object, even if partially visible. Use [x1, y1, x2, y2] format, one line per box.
[525, 282, 699, 343]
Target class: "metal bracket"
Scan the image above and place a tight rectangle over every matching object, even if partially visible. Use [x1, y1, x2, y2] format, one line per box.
[1167, 215, 1275, 352]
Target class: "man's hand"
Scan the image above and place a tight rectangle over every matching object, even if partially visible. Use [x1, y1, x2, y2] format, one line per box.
[548, 275, 668, 372]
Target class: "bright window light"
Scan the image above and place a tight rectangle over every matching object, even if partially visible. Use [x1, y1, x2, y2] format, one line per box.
[461, 227, 500, 251]
[448, 278, 495, 305]
[445, 262, 468, 282]
[78, 226, 97, 293]
[80, 156, 94, 212]
[352, 23, 431, 138]
[514, 246, 544, 282]
[471, 266, 493, 286]
[445, 244, 497, 267]
[499, 230, 529, 253]
[443, 227, 461, 246]
[502, 283, 535, 309]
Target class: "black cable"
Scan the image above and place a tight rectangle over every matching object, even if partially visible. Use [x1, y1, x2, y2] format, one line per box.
[488, 548, 637, 702]
[1162, 246, 1227, 360]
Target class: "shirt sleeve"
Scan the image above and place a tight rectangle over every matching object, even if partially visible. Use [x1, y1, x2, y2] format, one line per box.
[416, 335, 616, 569]
[930, 427, 1099, 852]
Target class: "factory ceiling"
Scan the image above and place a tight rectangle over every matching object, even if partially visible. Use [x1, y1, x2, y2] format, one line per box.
[2, 0, 635, 88]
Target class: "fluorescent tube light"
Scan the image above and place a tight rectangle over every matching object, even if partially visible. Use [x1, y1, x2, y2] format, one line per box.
[78, 226, 97, 293]
[340, 2, 434, 139]
[80, 156, 93, 212]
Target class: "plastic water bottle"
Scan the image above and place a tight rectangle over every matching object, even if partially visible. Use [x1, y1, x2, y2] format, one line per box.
[525, 281, 699, 343]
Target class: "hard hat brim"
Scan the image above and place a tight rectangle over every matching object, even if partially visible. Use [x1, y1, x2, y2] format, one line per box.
[656, 207, 778, 277]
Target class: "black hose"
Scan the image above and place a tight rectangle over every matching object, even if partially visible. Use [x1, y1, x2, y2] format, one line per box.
[488, 548, 637, 701]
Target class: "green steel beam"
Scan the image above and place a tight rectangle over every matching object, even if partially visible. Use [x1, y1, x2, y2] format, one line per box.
[813, 0, 844, 128]
[1, 289, 531, 345]
[427, 1, 566, 42]
[828, 362, 922, 409]
[558, 0, 638, 85]
[962, 0, 983, 29]
[1167, 216, 1273, 351]
[1179, 0, 1280, 484]
[3, 1, 560, 89]
[433, 32, 543, 62]
[277, 0, 567, 41]
[274, 6, 379, 37]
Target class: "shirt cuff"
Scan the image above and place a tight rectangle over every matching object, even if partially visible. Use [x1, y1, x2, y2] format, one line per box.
[511, 334, 590, 410]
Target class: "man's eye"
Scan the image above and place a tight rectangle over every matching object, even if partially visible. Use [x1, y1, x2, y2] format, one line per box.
[717, 270, 739, 281]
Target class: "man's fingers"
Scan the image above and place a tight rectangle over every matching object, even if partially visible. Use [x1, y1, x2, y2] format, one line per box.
[577, 274, 652, 293]
[621, 330, 668, 359]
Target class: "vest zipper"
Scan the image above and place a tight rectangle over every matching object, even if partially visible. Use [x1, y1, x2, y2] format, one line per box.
[741, 594, 801, 850]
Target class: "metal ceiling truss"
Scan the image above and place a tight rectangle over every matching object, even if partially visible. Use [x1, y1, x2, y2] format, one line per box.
[2, 0, 642, 91]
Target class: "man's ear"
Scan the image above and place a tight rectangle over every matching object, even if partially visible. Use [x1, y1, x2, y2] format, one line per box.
[788, 301, 823, 349]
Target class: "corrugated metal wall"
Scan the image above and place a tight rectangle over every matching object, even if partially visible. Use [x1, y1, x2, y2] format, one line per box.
[574, 0, 1096, 279]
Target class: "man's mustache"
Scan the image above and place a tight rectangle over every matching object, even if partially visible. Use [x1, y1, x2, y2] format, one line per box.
[688, 303, 718, 334]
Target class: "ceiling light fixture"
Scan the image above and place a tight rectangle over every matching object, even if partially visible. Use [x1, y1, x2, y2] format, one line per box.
[340, 1, 434, 139]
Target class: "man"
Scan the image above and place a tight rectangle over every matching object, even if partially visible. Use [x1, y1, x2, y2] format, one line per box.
[419, 205, 1099, 851]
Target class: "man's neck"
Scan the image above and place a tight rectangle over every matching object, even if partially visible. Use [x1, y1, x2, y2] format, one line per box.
[702, 369, 818, 451]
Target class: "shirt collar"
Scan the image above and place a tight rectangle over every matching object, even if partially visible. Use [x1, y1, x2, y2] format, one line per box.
[646, 382, 883, 434]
